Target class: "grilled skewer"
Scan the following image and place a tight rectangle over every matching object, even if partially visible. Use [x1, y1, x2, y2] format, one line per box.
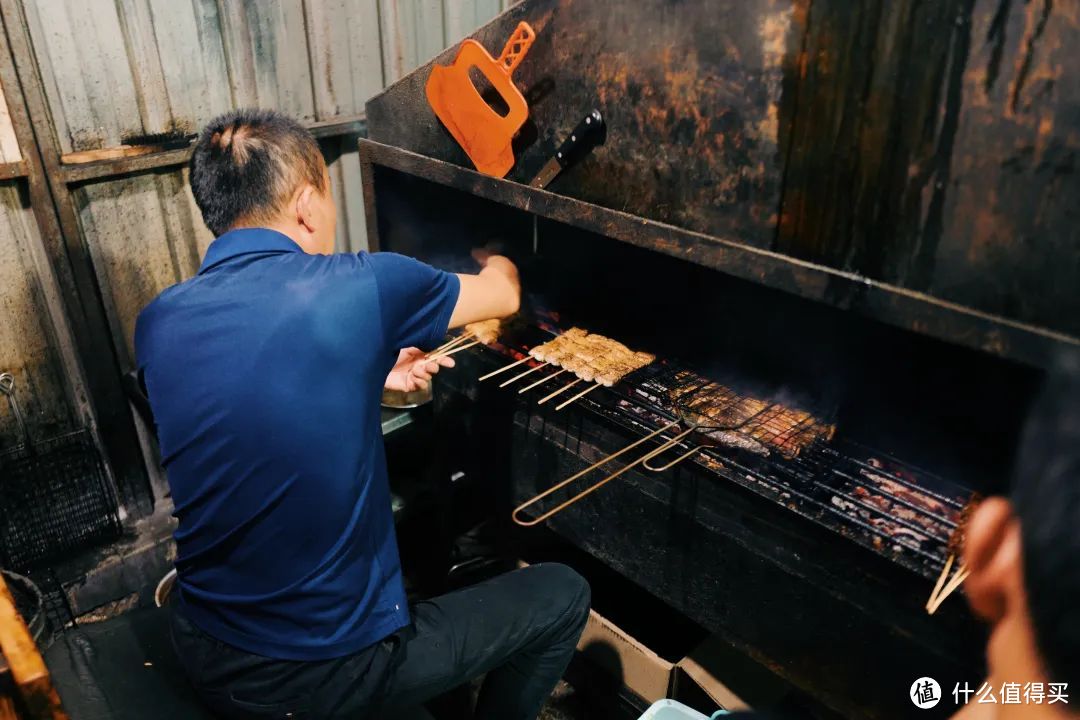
[465, 318, 502, 345]
[428, 332, 473, 357]
[519, 368, 566, 393]
[554, 382, 602, 411]
[427, 340, 480, 362]
[926, 493, 982, 614]
[529, 328, 655, 387]
[538, 378, 582, 404]
[501, 363, 546, 388]
[479, 357, 529, 381]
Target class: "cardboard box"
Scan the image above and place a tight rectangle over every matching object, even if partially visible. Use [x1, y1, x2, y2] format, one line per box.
[576, 608, 785, 714]
[576, 608, 675, 704]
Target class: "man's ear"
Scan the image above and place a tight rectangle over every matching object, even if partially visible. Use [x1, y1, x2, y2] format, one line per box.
[296, 185, 318, 233]
[964, 497, 1025, 624]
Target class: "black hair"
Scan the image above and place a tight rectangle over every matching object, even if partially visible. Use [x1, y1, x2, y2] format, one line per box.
[189, 109, 326, 236]
[1011, 352, 1080, 686]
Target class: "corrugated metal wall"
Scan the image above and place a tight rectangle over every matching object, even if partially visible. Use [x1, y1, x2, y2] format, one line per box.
[0, 183, 77, 441]
[1, 59, 85, 447]
[2, 0, 515, 501]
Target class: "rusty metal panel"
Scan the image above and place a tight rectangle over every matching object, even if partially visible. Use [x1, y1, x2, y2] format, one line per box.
[932, 0, 1080, 337]
[368, 0, 799, 248]
[777, 0, 1080, 339]
[73, 169, 214, 370]
[0, 182, 78, 440]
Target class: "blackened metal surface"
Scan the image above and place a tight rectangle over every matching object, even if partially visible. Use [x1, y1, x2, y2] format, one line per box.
[367, 0, 799, 248]
[367, 0, 1080, 350]
[359, 141, 1076, 370]
[778, 0, 1080, 338]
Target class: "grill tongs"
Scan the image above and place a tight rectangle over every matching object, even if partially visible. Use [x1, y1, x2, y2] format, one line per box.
[512, 385, 775, 526]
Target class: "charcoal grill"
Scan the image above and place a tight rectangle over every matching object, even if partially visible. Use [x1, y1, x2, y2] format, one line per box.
[358, 0, 1078, 716]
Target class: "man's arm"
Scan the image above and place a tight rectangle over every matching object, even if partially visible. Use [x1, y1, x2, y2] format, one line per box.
[449, 254, 520, 328]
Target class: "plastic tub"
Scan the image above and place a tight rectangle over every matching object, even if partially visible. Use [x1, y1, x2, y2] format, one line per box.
[638, 699, 717, 720]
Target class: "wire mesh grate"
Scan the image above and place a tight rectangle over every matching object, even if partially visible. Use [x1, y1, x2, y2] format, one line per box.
[0, 428, 122, 571]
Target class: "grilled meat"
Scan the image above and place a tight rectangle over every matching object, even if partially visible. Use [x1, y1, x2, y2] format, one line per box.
[672, 381, 835, 458]
[529, 328, 655, 386]
[465, 318, 501, 345]
[702, 429, 770, 456]
[947, 493, 983, 557]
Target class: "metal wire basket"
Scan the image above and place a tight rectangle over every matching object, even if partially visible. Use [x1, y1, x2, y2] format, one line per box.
[0, 372, 121, 570]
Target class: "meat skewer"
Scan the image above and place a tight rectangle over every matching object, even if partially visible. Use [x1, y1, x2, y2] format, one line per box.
[538, 378, 582, 405]
[527, 328, 654, 387]
[500, 363, 546, 388]
[428, 332, 474, 357]
[519, 368, 566, 393]
[926, 494, 982, 614]
[465, 318, 502, 345]
[554, 382, 602, 411]
[427, 340, 480, 362]
[479, 357, 528, 381]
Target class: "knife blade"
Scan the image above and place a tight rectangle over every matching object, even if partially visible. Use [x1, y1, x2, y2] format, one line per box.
[529, 109, 605, 189]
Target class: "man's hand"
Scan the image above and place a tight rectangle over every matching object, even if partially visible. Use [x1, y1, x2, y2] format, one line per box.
[384, 348, 455, 393]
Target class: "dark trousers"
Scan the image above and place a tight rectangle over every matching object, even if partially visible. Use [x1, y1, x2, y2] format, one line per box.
[171, 563, 591, 720]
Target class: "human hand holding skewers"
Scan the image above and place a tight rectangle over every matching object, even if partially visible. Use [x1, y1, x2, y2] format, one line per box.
[384, 347, 455, 392]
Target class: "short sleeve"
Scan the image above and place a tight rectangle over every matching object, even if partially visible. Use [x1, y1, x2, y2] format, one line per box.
[367, 252, 461, 351]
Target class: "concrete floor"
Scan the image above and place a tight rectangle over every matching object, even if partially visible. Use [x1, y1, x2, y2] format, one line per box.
[538, 681, 586, 720]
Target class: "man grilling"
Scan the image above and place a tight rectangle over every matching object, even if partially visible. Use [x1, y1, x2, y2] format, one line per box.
[135, 109, 590, 720]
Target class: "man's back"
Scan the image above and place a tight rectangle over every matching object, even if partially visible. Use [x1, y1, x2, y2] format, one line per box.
[136, 228, 458, 660]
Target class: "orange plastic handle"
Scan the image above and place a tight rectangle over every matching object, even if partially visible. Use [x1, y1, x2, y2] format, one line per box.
[496, 21, 535, 76]
[454, 40, 530, 134]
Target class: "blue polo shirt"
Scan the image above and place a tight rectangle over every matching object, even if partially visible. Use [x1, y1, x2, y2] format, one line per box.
[134, 228, 460, 660]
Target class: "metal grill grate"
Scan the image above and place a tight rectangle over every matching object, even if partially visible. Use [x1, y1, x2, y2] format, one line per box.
[470, 322, 969, 577]
[0, 373, 121, 571]
[0, 428, 122, 570]
[554, 355, 964, 577]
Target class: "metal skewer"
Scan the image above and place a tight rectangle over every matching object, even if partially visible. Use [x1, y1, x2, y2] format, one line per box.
[512, 421, 680, 527]
[554, 382, 602, 411]
[537, 378, 582, 405]
[641, 426, 701, 470]
[427, 340, 480, 362]
[479, 357, 529, 381]
[500, 363, 546, 388]
[518, 368, 566, 394]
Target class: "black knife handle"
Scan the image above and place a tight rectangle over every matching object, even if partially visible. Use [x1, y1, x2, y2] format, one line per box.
[554, 109, 604, 168]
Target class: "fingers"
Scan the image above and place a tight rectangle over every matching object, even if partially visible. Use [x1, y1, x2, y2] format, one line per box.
[434, 356, 456, 369]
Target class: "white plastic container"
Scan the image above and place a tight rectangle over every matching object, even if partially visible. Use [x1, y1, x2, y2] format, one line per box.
[638, 699, 714, 720]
